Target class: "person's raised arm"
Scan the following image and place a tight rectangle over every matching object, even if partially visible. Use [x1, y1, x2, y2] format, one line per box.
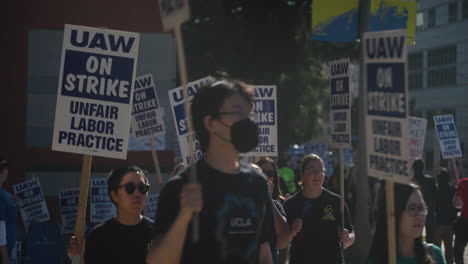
[146, 183, 202, 264]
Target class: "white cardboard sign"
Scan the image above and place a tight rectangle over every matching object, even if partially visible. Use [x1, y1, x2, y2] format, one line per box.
[364, 30, 410, 184]
[52, 24, 140, 159]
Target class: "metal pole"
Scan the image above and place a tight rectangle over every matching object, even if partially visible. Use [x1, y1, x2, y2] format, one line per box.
[354, 0, 372, 262]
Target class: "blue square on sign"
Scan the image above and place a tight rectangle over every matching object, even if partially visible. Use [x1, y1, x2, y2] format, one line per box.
[331, 77, 349, 110]
[367, 63, 406, 118]
[61, 50, 134, 104]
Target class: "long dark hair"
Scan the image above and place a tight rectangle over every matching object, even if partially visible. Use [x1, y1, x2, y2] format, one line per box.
[256, 158, 283, 200]
[368, 182, 435, 264]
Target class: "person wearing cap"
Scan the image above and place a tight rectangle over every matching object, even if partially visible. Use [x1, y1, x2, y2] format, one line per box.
[67, 165, 153, 264]
[0, 157, 18, 264]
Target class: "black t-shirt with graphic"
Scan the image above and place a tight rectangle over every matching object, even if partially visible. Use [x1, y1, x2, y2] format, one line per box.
[284, 188, 353, 264]
[84, 217, 154, 264]
[153, 159, 273, 264]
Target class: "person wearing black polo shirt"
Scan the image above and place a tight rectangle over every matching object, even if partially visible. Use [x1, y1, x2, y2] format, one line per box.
[146, 79, 273, 264]
[283, 154, 355, 264]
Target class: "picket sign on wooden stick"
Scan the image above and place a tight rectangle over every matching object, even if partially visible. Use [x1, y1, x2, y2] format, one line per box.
[385, 181, 397, 264]
[451, 158, 460, 182]
[174, 24, 199, 242]
[150, 138, 163, 185]
[339, 147, 345, 228]
[71, 155, 93, 264]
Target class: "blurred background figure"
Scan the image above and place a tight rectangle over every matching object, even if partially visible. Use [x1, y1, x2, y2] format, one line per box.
[0, 156, 18, 264]
[171, 162, 185, 177]
[434, 168, 458, 264]
[412, 158, 438, 243]
[453, 176, 468, 264]
[277, 158, 298, 197]
[256, 158, 290, 264]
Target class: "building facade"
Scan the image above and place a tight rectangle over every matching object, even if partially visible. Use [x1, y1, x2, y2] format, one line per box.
[409, 0, 468, 175]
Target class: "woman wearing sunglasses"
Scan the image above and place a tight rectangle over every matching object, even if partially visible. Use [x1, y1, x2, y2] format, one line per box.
[367, 182, 446, 264]
[256, 158, 290, 264]
[67, 165, 153, 264]
[283, 154, 355, 264]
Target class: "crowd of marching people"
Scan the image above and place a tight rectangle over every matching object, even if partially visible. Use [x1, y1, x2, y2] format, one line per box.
[2, 78, 468, 264]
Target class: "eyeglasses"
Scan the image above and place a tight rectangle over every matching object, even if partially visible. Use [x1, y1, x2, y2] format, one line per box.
[303, 167, 326, 175]
[218, 111, 255, 121]
[405, 203, 428, 217]
[117, 182, 150, 195]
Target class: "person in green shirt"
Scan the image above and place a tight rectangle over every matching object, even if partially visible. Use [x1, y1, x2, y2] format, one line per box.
[277, 158, 297, 196]
[366, 182, 446, 264]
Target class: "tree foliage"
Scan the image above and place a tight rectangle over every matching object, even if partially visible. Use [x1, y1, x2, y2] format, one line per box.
[183, 0, 359, 157]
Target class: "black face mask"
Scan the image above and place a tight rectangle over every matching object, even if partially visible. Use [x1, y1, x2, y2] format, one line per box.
[216, 118, 259, 153]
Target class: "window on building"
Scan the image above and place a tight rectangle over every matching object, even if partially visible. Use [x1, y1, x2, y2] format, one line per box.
[409, 72, 423, 90]
[428, 8, 436, 27]
[428, 67, 457, 87]
[428, 46, 457, 67]
[449, 2, 458, 23]
[409, 52, 423, 70]
[416, 11, 424, 31]
[464, 0, 468, 19]
[409, 52, 424, 89]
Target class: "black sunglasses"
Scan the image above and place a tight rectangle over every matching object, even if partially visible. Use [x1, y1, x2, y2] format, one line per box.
[117, 182, 150, 195]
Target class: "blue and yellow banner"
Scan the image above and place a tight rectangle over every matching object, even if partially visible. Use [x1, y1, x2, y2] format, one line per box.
[370, 0, 416, 44]
[311, 0, 359, 42]
[311, 0, 416, 44]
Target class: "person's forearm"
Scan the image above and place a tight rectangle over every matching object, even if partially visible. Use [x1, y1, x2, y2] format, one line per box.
[272, 204, 290, 249]
[277, 229, 296, 250]
[259, 242, 273, 264]
[343, 233, 356, 249]
[0, 245, 10, 264]
[146, 212, 192, 264]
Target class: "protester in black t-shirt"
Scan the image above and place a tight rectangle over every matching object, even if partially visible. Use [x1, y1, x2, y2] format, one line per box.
[256, 158, 290, 264]
[412, 158, 438, 243]
[434, 168, 457, 264]
[67, 165, 153, 264]
[283, 154, 355, 264]
[146, 78, 274, 264]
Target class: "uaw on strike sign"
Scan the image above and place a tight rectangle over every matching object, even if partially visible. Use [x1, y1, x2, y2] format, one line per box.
[131, 74, 165, 140]
[433, 114, 462, 159]
[242, 86, 278, 157]
[364, 29, 410, 184]
[52, 24, 140, 159]
[169, 77, 213, 165]
[169, 79, 278, 165]
[329, 59, 351, 148]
